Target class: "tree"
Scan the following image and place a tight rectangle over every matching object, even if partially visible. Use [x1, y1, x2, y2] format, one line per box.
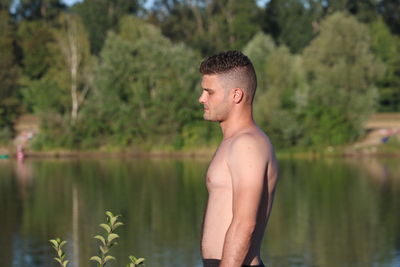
[244, 32, 306, 147]
[262, 0, 320, 53]
[0, 0, 12, 11]
[82, 16, 201, 147]
[376, 0, 400, 34]
[0, 10, 20, 142]
[261, 0, 384, 53]
[301, 12, 384, 146]
[18, 20, 67, 115]
[148, 0, 261, 55]
[13, 0, 65, 20]
[51, 13, 92, 124]
[369, 17, 400, 111]
[72, 0, 140, 54]
[17, 20, 53, 79]
[18, 13, 92, 149]
[312, 0, 378, 22]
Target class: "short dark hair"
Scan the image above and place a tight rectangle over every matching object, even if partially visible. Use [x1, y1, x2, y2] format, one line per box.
[199, 51, 257, 102]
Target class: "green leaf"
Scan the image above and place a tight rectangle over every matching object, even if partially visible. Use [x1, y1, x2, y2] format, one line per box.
[105, 211, 114, 218]
[107, 233, 119, 243]
[105, 211, 115, 224]
[49, 239, 58, 249]
[59, 240, 67, 250]
[63, 260, 69, 267]
[54, 258, 63, 265]
[113, 222, 124, 229]
[103, 255, 116, 263]
[110, 216, 118, 226]
[110, 217, 116, 226]
[90, 256, 102, 265]
[100, 223, 112, 233]
[94, 235, 106, 246]
[100, 245, 109, 255]
[136, 258, 145, 264]
[129, 255, 145, 265]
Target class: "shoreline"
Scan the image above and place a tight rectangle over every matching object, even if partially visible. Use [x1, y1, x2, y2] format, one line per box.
[0, 146, 217, 159]
[2, 147, 400, 159]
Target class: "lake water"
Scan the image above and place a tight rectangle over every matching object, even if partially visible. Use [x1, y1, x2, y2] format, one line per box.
[0, 157, 399, 267]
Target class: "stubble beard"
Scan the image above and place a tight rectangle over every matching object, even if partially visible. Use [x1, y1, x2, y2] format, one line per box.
[203, 103, 229, 122]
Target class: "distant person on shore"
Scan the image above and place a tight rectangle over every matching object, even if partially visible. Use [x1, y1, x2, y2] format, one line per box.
[199, 51, 279, 267]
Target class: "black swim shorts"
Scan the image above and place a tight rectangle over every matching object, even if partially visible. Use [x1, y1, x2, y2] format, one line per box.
[202, 258, 265, 267]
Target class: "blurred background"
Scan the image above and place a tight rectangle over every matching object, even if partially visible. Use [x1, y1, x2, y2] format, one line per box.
[0, 0, 399, 153]
[1, 0, 400, 267]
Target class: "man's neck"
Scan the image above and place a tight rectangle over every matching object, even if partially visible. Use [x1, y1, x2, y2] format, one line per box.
[220, 109, 255, 140]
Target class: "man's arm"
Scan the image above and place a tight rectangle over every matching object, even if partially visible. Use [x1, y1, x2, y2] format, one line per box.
[220, 134, 268, 267]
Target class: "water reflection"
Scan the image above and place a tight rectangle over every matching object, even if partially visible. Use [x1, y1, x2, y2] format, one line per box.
[0, 157, 399, 267]
[15, 159, 33, 203]
[265, 157, 400, 267]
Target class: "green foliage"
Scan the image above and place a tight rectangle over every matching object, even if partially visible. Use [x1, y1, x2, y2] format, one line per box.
[262, 0, 318, 53]
[0, 0, 12, 11]
[127, 255, 145, 267]
[14, 0, 65, 20]
[72, 0, 139, 54]
[49, 238, 69, 267]
[0, 10, 20, 141]
[378, 0, 400, 35]
[150, 0, 261, 55]
[17, 20, 53, 79]
[369, 17, 400, 111]
[90, 211, 123, 267]
[245, 32, 306, 147]
[323, 0, 378, 22]
[21, 13, 93, 148]
[21, 78, 66, 113]
[79, 15, 201, 148]
[50, 211, 145, 267]
[301, 12, 384, 146]
[51, 13, 92, 124]
[245, 13, 385, 148]
[3, 0, 400, 150]
[16, 20, 61, 115]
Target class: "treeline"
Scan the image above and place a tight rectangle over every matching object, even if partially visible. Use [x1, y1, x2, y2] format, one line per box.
[0, 0, 399, 150]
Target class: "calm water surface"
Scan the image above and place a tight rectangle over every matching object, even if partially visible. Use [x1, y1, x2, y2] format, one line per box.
[0, 157, 399, 267]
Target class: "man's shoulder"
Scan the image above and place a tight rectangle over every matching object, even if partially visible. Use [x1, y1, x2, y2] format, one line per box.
[230, 127, 271, 149]
[228, 127, 273, 159]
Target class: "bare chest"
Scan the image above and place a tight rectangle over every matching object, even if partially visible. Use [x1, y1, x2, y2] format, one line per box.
[206, 144, 231, 191]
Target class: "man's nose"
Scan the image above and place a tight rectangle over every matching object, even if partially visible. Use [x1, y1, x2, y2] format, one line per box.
[199, 91, 206, 104]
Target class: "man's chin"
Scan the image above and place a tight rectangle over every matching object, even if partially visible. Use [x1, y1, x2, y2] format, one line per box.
[203, 115, 219, 122]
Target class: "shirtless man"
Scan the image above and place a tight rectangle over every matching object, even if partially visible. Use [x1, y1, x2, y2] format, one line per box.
[199, 51, 278, 267]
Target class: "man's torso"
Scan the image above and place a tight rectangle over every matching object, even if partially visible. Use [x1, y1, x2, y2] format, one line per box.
[201, 127, 278, 264]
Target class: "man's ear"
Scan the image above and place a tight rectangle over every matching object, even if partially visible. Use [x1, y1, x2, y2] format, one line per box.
[233, 88, 244, 104]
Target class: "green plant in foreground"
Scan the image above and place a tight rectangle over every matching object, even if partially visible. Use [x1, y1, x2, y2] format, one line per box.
[50, 211, 145, 266]
[49, 238, 69, 267]
[127, 255, 145, 267]
[90, 211, 122, 266]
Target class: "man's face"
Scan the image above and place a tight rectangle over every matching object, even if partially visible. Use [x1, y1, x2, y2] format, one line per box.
[199, 74, 231, 122]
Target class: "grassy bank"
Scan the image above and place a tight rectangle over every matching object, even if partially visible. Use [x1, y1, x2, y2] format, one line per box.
[2, 131, 400, 159]
[2, 143, 400, 160]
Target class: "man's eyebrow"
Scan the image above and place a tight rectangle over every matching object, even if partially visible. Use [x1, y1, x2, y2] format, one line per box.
[202, 88, 214, 92]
